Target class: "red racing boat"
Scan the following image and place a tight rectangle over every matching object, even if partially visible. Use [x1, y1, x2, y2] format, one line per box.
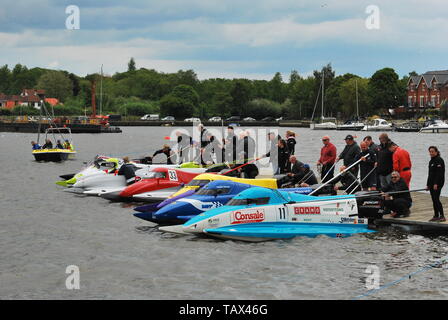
[100, 167, 207, 202]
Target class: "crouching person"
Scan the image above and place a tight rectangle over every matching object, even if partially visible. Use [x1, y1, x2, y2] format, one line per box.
[381, 171, 412, 218]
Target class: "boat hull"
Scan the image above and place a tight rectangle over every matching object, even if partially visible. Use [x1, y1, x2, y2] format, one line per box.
[204, 222, 375, 242]
[420, 128, 448, 133]
[32, 149, 76, 162]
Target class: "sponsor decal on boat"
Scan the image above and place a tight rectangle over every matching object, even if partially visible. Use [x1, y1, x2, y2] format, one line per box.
[340, 217, 358, 224]
[231, 208, 265, 224]
[294, 206, 321, 215]
[322, 207, 345, 213]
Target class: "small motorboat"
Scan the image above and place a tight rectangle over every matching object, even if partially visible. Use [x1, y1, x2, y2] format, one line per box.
[32, 128, 76, 162]
[361, 119, 393, 131]
[159, 187, 380, 242]
[336, 120, 365, 131]
[394, 121, 422, 132]
[419, 119, 448, 133]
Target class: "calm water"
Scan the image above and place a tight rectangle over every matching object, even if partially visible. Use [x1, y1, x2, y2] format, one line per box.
[1, 126, 448, 300]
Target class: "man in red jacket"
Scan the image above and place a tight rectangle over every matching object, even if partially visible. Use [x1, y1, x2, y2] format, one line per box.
[388, 142, 412, 188]
[317, 136, 337, 183]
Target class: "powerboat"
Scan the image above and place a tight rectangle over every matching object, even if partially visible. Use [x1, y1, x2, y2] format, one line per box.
[159, 187, 378, 242]
[419, 119, 448, 133]
[133, 180, 316, 225]
[361, 119, 393, 131]
[395, 121, 422, 132]
[99, 168, 206, 202]
[310, 121, 338, 130]
[337, 120, 365, 131]
[32, 128, 77, 162]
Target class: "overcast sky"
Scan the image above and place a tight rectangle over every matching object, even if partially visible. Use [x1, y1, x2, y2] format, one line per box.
[1, 0, 447, 80]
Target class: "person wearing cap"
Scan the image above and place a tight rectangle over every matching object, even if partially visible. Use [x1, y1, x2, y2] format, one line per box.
[317, 136, 337, 183]
[388, 142, 412, 188]
[152, 144, 174, 164]
[336, 134, 361, 177]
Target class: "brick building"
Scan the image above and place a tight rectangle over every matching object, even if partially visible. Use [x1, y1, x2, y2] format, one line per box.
[407, 70, 448, 108]
[0, 89, 59, 109]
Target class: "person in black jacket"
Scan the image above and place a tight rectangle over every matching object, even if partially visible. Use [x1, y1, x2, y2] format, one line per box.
[152, 144, 174, 164]
[427, 146, 445, 222]
[176, 131, 193, 163]
[118, 157, 137, 185]
[224, 126, 238, 163]
[286, 130, 297, 155]
[382, 171, 412, 218]
[356, 141, 377, 191]
[336, 135, 361, 176]
[277, 139, 290, 174]
[376, 133, 393, 190]
[332, 166, 361, 194]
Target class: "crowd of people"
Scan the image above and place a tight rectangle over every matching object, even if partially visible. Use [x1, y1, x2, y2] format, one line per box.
[31, 139, 74, 150]
[134, 124, 445, 223]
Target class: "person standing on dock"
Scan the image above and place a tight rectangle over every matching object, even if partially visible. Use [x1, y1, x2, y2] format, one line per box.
[176, 131, 193, 164]
[381, 171, 412, 218]
[152, 144, 174, 165]
[317, 136, 337, 183]
[225, 126, 238, 163]
[335, 135, 361, 177]
[388, 142, 412, 188]
[376, 133, 393, 190]
[356, 141, 377, 191]
[285, 131, 297, 155]
[427, 146, 446, 222]
[264, 132, 282, 175]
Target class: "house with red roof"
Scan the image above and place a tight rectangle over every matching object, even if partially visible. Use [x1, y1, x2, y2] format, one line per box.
[0, 89, 59, 109]
[407, 71, 448, 108]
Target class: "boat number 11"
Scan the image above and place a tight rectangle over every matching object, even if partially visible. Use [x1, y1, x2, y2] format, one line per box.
[278, 207, 287, 220]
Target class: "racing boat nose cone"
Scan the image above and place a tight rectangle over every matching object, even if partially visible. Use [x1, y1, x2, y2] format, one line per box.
[154, 202, 195, 221]
[133, 212, 159, 223]
[100, 191, 125, 201]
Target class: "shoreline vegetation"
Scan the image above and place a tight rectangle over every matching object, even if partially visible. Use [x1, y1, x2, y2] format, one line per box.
[1, 59, 447, 121]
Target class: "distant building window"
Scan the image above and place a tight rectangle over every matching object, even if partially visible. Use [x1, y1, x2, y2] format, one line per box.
[420, 96, 424, 107]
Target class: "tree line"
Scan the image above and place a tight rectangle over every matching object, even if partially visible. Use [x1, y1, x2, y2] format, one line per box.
[0, 59, 412, 120]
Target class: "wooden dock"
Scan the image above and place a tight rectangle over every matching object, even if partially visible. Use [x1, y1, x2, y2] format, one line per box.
[373, 192, 448, 234]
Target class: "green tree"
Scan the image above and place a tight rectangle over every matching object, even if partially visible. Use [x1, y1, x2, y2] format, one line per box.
[289, 77, 317, 119]
[368, 68, 401, 111]
[0, 65, 11, 93]
[36, 71, 73, 102]
[128, 58, 136, 72]
[230, 80, 251, 116]
[159, 95, 194, 118]
[269, 72, 286, 103]
[339, 77, 370, 117]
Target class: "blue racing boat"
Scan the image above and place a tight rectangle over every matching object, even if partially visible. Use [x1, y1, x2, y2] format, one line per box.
[133, 180, 314, 225]
[159, 187, 378, 242]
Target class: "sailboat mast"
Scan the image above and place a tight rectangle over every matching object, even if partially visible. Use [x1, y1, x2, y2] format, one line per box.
[321, 69, 324, 123]
[100, 65, 103, 116]
[356, 79, 359, 120]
